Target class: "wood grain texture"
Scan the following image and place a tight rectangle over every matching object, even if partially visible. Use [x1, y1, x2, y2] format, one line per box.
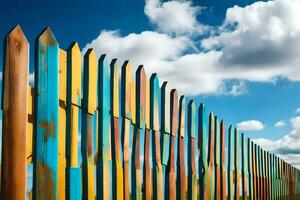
[143, 128, 153, 200]
[170, 89, 178, 136]
[248, 139, 254, 200]
[132, 127, 142, 200]
[122, 118, 131, 200]
[1, 25, 28, 200]
[110, 59, 120, 117]
[153, 130, 163, 200]
[34, 27, 59, 200]
[161, 81, 170, 134]
[199, 103, 209, 200]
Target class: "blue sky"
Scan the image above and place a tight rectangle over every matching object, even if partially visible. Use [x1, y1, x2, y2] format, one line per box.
[1, 0, 300, 167]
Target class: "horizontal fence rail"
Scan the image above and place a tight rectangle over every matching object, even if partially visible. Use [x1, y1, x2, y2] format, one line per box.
[1, 25, 300, 200]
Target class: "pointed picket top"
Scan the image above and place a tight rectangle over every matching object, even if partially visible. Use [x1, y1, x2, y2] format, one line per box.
[178, 95, 186, 138]
[67, 42, 82, 106]
[136, 65, 146, 128]
[121, 60, 132, 119]
[220, 120, 226, 166]
[228, 125, 235, 170]
[170, 89, 179, 136]
[214, 116, 220, 166]
[83, 48, 97, 114]
[161, 81, 170, 134]
[110, 58, 120, 117]
[150, 73, 160, 131]
[98, 54, 110, 113]
[198, 103, 208, 167]
[208, 112, 215, 165]
[39, 27, 58, 47]
[7, 25, 28, 46]
[145, 78, 150, 129]
[188, 100, 196, 139]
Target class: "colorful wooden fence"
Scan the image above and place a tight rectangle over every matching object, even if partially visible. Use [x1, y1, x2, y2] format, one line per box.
[1, 26, 300, 200]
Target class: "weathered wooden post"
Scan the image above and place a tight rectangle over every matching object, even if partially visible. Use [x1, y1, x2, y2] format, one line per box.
[214, 116, 221, 200]
[110, 59, 124, 200]
[199, 103, 209, 200]
[220, 121, 227, 200]
[150, 73, 163, 199]
[161, 81, 171, 199]
[208, 113, 215, 200]
[121, 60, 132, 200]
[241, 133, 247, 200]
[143, 77, 152, 200]
[82, 49, 97, 200]
[97, 54, 111, 200]
[58, 48, 67, 200]
[1, 25, 28, 200]
[33, 27, 59, 200]
[66, 42, 82, 199]
[177, 96, 187, 200]
[248, 139, 254, 200]
[188, 100, 197, 200]
[132, 65, 146, 200]
[168, 89, 179, 200]
[228, 126, 235, 200]
[234, 128, 240, 200]
[252, 142, 257, 200]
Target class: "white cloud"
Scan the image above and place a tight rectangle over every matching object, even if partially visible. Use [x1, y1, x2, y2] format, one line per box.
[237, 120, 264, 131]
[295, 107, 300, 113]
[254, 116, 300, 156]
[274, 120, 286, 127]
[144, 0, 206, 35]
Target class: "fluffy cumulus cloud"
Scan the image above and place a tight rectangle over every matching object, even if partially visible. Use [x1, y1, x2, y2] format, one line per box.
[84, 0, 300, 96]
[144, 0, 206, 35]
[274, 120, 286, 127]
[237, 120, 265, 131]
[254, 116, 300, 168]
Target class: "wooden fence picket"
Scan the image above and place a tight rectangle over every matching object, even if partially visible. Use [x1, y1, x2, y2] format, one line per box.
[220, 121, 227, 200]
[241, 133, 247, 200]
[34, 27, 59, 200]
[1, 25, 28, 200]
[208, 113, 215, 200]
[214, 116, 221, 200]
[228, 126, 235, 200]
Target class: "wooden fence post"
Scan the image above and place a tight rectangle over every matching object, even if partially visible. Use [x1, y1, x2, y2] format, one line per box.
[97, 55, 111, 200]
[248, 139, 254, 200]
[168, 89, 178, 200]
[220, 121, 227, 200]
[58, 49, 67, 200]
[199, 103, 209, 200]
[241, 133, 247, 200]
[161, 81, 171, 199]
[214, 116, 221, 200]
[121, 60, 132, 200]
[33, 27, 59, 200]
[150, 73, 163, 200]
[188, 100, 197, 200]
[234, 128, 240, 200]
[143, 77, 152, 200]
[82, 49, 97, 200]
[66, 42, 82, 199]
[228, 126, 235, 200]
[1, 25, 28, 200]
[208, 113, 215, 200]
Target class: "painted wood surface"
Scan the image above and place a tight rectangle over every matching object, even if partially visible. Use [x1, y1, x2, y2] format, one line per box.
[214, 116, 221, 200]
[220, 121, 227, 200]
[234, 128, 240, 200]
[34, 27, 59, 200]
[1, 25, 28, 200]
[188, 100, 197, 200]
[27, 86, 34, 165]
[241, 133, 247, 200]
[208, 113, 215, 200]
[228, 126, 235, 200]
